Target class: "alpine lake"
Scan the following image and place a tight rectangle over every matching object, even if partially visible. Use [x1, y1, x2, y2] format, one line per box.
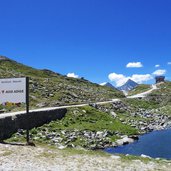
[105, 129, 171, 160]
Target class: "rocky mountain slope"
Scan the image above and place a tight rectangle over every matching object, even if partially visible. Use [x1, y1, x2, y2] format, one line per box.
[0, 56, 124, 110]
[117, 79, 138, 92]
[100, 82, 116, 89]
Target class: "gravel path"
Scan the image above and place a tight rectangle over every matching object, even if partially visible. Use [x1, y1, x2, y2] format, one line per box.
[0, 144, 170, 171]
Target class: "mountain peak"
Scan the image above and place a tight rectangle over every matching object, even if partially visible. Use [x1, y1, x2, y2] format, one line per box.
[118, 79, 138, 92]
[100, 82, 116, 89]
[126, 79, 136, 84]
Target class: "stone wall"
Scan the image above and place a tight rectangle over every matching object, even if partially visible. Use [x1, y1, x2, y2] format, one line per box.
[0, 108, 67, 140]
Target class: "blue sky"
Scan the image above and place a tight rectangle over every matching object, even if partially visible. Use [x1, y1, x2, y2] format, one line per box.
[0, 0, 171, 86]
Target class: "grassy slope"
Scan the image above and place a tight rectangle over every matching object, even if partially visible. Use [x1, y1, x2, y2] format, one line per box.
[123, 81, 171, 121]
[146, 82, 171, 108]
[128, 84, 151, 96]
[123, 98, 159, 110]
[42, 106, 137, 134]
[0, 57, 124, 110]
[127, 82, 171, 113]
[8, 106, 138, 147]
[150, 81, 171, 96]
[148, 82, 171, 116]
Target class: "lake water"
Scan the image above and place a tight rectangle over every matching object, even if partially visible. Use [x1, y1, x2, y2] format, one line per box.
[105, 129, 171, 159]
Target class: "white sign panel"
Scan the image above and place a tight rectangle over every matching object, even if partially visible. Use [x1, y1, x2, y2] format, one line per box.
[0, 77, 26, 104]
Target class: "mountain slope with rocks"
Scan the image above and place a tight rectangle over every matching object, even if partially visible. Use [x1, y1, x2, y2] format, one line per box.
[118, 79, 138, 92]
[148, 81, 171, 96]
[145, 81, 171, 108]
[0, 56, 124, 111]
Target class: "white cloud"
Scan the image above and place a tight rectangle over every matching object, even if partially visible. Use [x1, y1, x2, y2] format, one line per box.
[155, 64, 160, 68]
[108, 67, 167, 87]
[108, 72, 152, 87]
[108, 73, 127, 87]
[126, 62, 143, 68]
[131, 74, 152, 84]
[67, 72, 79, 78]
[153, 69, 166, 76]
[168, 62, 171, 65]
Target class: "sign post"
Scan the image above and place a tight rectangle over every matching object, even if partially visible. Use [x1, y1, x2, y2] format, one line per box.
[0, 77, 27, 104]
[0, 77, 30, 144]
[26, 77, 30, 144]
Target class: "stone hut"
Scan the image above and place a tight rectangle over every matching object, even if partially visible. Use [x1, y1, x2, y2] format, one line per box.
[155, 76, 165, 84]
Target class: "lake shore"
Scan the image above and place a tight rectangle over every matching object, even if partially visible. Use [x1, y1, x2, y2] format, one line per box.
[105, 129, 171, 160]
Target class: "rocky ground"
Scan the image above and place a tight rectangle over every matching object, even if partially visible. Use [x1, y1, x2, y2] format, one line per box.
[96, 101, 171, 133]
[9, 100, 171, 150]
[89, 101, 171, 146]
[9, 105, 138, 150]
[0, 143, 171, 171]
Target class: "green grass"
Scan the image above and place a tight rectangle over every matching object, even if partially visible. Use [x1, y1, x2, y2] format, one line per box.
[156, 105, 171, 116]
[116, 111, 151, 123]
[8, 106, 138, 148]
[119, 154, 166, 164]
[40, 106, 137, 134]
[123, 98, 159, 110]
[150, 81, 171, 96]
[128, 84, 151, 96]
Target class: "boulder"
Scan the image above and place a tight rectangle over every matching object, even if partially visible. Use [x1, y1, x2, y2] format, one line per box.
[116, 136, 134, 146]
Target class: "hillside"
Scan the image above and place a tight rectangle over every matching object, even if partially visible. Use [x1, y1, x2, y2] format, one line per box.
[127, 81, 171, 119]
[146, 81, 171, 106]
[0, 56, 124, 111]
[100, 82, 116, 89]
[128, 84, 151, 96]
[149, 81, 171, 96]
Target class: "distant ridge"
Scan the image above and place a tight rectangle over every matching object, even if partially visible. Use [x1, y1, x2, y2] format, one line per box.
[117, 79, 138, 92]
[100, 82, 116, 89]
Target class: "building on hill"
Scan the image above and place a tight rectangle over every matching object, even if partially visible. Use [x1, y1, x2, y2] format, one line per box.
[155, 76, 165, 84]
[0, 56, 8, 60]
